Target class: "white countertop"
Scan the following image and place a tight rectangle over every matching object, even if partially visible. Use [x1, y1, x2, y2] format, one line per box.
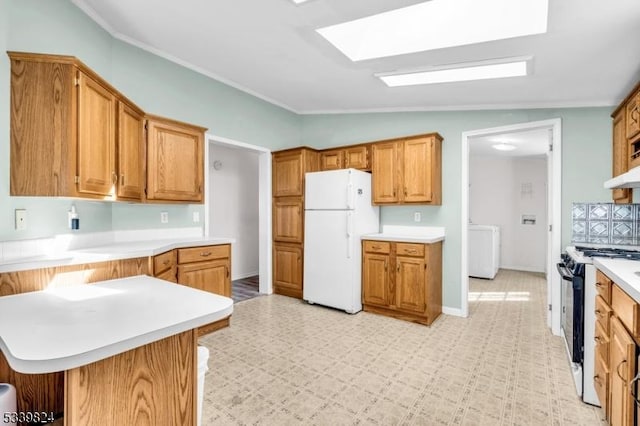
[593, 258, 640, 303]
[0, 275, 233, 374]
[362, 225, 445, 244]
[0, 237, 234, 274]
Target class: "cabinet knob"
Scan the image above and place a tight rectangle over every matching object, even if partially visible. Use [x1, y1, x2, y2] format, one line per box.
[595, 281, 603, 287]
[384, 259, 388, 271]
[120, 174, 125, 186]
[111, 172, 118, 185]
[200, 251, 212, 257]
[397, 264, 400, 272]
[162, 260, 171, 266]
[226, 266, 229, 278]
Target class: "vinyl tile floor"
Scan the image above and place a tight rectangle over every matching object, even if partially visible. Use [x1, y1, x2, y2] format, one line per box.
[199, 269, 606, 425]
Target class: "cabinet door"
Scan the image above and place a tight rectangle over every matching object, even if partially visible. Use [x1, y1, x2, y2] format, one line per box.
[177, 259, 230, 296]
[77, 71, 116, 196]
[626, 93, 640, 141]
[273, 199, 303, 243]
[395, 255, 426, 313]
[613, 109, 632, 203]
[273, 244, 302, 292]
[273, 151, 303, 197]
[117, 101, 145, 200]
[609, 316, 636, 426]
[146, 118, 204, 202]
[344, 146, 369, 170]
[362, 253, 389, 307]
[156, 268, 177, 283]
[403, 137, 432, 203]
[372, 142, 399, 203]
[320, 149, 343, 171]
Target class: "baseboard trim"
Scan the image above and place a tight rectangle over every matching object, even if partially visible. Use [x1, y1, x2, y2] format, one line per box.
[500, 265, 546, 273]
[232, 271, 259, 281]
[442, 306, 464, 317]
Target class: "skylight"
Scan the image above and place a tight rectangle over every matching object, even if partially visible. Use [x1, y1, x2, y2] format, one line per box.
[377, 58, 530, 87]
[317, 0, 548, 61]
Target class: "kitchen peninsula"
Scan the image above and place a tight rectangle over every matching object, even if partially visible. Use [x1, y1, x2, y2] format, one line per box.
[0, 275, 233, 425]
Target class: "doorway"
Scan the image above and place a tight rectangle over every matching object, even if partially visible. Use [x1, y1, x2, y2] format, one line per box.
[461, 119, 562, 336]
[204, 134, 272, 296]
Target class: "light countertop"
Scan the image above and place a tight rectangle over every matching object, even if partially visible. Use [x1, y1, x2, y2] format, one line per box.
[0, 275, 233, 374]
[0, 237, 234, 274]
[593, 258, 640, 302]
[362, 225, 445, 244]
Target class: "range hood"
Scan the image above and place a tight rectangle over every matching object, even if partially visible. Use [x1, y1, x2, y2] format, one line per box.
[604, 166, 640, 189]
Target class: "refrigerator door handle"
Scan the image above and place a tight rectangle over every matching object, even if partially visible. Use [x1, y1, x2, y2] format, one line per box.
[347, 212, 353, 258]
[347, 182, 354, 209]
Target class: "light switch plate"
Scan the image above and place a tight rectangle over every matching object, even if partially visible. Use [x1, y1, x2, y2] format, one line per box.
[414, 212, 421, 222]
[15, 209, 27, 230]
[193, 212, 200, 223]
[160, 212, 169, 224]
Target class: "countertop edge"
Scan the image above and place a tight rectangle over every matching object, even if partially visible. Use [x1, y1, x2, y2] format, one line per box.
[2, 305, 233, 374]
[361, 234, 445, 244]
[0, 237, 235, 274]
[593, 258, 640, 303]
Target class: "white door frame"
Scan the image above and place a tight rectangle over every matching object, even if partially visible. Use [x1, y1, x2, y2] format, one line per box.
[461, 118, 562, 335]
[204, 133, 272, 295]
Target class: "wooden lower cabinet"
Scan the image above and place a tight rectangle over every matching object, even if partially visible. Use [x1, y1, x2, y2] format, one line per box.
[178, 259, 229, 295]
[362, 240, 442, 325]
[593, 269, 640, 426]
[273, 243, 303, 298]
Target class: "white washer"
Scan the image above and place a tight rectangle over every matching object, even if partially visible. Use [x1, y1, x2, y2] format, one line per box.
[468, 224, 500, 279]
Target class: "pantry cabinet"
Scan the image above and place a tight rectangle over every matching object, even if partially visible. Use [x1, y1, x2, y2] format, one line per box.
[271, 148, 318, 299]
[371, 134, 442, 205]
[146, 115, 206, 203]
[362, 239, 442, 325]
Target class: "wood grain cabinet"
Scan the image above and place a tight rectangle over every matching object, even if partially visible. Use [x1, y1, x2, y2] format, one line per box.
[177, 244, 231, 297]
[319, 145, 370, 171]
[626, 91, 640, 142]
[271, 148, 318, 299]
[593, 269, 640, 426]
[362, 240, 442, 325]
[8, 51, 145, 201]
[151, 250, 178, 283]
[371, 134, 442, 205]
[612, 109, 632, 203]
[146, 115, 206, 203]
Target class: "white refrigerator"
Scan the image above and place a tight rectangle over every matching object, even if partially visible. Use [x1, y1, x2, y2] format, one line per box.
[303, 169, 380, 313]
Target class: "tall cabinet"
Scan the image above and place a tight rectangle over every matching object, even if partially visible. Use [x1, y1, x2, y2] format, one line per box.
[272, 148, 318, 299]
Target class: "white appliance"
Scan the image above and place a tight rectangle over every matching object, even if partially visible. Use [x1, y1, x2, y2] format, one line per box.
[303, 169, 379, 313]
[468, 224, 500, 279]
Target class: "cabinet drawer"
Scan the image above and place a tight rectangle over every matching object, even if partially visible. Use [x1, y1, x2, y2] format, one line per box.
[593, 355, 609, 416]
[595, 295, 613, 334]
[612, 284, 640, 339]
[178, 244, 230, 264]
[363, 241, 390, 254]
[595, 270, 612, 304]
[594, 319, 610, 364]
[396, 243, 424, 257]
[153, 250, 175, 275]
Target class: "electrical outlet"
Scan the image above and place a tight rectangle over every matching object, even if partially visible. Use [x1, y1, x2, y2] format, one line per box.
[15, 209, 27, 230]
[160, 212, 169, 224]
[414, 212, 421, 222]
[193, 212, 200, 223]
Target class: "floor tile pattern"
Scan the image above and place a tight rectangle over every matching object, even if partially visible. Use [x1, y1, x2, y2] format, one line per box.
[200, 270, 605, 425]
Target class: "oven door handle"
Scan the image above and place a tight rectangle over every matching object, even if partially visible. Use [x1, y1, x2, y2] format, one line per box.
[556, 262, 574, 281]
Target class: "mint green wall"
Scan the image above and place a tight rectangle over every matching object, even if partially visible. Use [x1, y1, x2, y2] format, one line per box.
[0, 0, 301, 241]
[302, 108, 613, 309]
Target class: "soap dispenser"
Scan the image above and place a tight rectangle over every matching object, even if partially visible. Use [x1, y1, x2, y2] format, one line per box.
[68, 205, 79, 230]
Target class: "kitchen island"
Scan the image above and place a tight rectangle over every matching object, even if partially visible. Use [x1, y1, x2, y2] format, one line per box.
[0, 275, 233, 425]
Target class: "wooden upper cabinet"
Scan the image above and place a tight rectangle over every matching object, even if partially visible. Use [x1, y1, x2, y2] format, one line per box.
[76, 71, 116, 197]
[612, 109, 632, 203]
[272, 148, 317, 197]
[117, 101, 145, 200]
[372, 134, 442, 205]
[319, 145, 370, 171]
[626, 91, 640, 141]
[320, 149, 344, 171]
[372, 142, 399, 203]
[146, 115, 206, 203]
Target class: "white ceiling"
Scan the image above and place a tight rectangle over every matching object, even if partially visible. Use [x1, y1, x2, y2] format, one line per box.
[469, 128, 550, 157]
[71, 0, 640, 114]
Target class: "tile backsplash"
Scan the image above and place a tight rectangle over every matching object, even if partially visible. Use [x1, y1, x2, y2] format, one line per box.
[572, 203, 640, 245]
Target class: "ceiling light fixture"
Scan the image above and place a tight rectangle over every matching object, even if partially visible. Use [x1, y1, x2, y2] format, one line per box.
[492, 143, 517, 151]
[316, 0, 548, 61]
[290, 0, 311, 4]
[376, 57, 531, 87]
